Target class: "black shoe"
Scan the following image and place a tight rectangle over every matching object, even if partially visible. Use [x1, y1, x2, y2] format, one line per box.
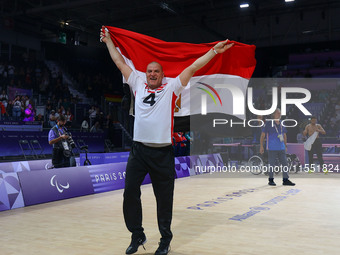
[283, 179, 295, 186]
[125, 234, 147, 254]
[268, 178, 276, 186]
[155, 241, 170, 255]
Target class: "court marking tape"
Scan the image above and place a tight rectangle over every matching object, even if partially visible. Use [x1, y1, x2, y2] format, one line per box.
[186, 187, 260, 210]
[229, 188, 301, 221]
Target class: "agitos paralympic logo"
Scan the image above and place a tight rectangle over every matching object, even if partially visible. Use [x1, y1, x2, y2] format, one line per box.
[196, 82, 312, 128]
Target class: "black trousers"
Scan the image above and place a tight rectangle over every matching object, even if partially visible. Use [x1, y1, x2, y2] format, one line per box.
[308, 138, 324, 166]
[52, 148, 71, 168]
[123, 142, 175, 243]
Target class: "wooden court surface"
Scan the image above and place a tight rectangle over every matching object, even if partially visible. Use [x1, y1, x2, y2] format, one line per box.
[1, 172, 340, 255]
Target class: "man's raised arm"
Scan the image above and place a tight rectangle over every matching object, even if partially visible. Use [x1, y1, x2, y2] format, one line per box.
[179, 39, 234, 87]
[100, 26, 132, 81]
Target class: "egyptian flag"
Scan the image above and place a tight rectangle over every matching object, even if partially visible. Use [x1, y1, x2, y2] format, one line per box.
[105, 26, 256, 137]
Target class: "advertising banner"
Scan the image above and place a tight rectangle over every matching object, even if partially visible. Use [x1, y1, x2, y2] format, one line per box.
[87, 162, 151, 194]
[18, 167, 94, 206]
[0, 173, 25, 211]
[174, 156, 191, 178]
[0, 158, 80, 173]
[188, 155, 203, 176]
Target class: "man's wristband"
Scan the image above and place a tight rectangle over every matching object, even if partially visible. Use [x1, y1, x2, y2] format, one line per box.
[212, 48, 218, 54]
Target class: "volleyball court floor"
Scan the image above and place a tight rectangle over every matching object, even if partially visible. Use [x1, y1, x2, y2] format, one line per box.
[1, 172, 340, 255]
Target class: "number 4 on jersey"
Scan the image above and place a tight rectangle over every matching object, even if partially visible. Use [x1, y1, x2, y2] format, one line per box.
[143, 93, 156, 106]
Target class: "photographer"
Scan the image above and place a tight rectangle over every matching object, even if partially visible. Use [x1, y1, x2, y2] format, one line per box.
[48, 115, 74, 168]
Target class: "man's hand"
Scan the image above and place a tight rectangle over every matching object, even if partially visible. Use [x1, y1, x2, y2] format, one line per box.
[179, 39, 234, 86]
[316, 125, 323, 132]
[61, 134, 69, 140]
[214, 39, 234, 54]
[260, 146, 264, 154]
[100, 26, 132, 81]
[100, 26, 111, 44]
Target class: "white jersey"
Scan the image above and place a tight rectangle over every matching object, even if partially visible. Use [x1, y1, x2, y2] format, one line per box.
[127, 71, 184, 144]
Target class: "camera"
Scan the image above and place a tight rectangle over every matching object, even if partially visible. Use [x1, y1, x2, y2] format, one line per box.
[61, 131, 76, 157]
[66, 132, 76, 149]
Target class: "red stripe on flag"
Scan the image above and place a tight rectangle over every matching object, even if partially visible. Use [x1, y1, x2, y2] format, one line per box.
[171, 92, 178, 139]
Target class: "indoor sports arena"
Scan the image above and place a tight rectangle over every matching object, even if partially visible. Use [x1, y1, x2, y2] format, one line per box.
[1, 1, 340, 255]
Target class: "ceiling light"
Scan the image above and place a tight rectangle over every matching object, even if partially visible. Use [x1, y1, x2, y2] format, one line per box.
[285, 0, 295, 2]
[240, 3, 249, 8]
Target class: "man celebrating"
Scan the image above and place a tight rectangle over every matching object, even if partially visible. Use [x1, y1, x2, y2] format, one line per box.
[260, 108, 295, 186]
[100, 27, 233, 255]
[303, 116, 326, 169]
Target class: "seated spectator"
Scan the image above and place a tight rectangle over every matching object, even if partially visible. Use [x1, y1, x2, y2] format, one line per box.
[89, 105, 97, 127]
[49, 110, 59, 127]
[0, 101, 5, 120]
[59, 105, 66, 115]
[0, 90, 8, 108]
[6, 100, 12, 120]
[34, 113, 44, 124]
[12, 95, 23, 121]
[173, 132, 187, 156]
[65, 110, 73, 128]
[296, 130, 306, 143]
[23, 104, 35, 122]
[81, 118, 89, 132]
[90, 121, 103, 133]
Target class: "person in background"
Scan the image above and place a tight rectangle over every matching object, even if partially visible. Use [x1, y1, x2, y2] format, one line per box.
[65, 109, 73, 128]
[296, 128, 306, 144]
[260, 108, 295, 186]
[6, 100, 13, 120]
[0, 101, 6, 120]
[48, 115, 71, 168]
[35, 113, 44, 125]
[49, 110, 59, 127]
[23, 104, 35, 122]
[303, 116, 326, 168]
[81, 118, 89, 132]
[90, 121, 103, 133]
[12, 95, 23, 121]
[89, 105, 97, 127]
[0, 90, 8, 108]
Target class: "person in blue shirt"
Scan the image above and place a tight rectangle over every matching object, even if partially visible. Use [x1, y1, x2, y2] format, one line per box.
[48, 115, 71, 168]
[260, 108, 295, 186]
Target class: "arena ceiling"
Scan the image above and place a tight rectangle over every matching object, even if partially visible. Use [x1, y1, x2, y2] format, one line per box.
[1, 0, 340, 46]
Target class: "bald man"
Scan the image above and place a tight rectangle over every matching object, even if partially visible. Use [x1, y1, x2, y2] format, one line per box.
[101, 27, 233, 255]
